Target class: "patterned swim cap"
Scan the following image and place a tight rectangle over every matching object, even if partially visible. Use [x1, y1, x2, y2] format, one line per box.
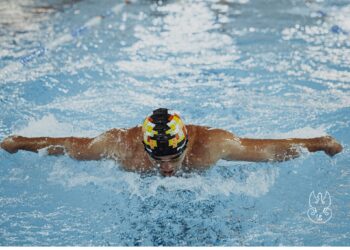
[142, 108, 188, 159]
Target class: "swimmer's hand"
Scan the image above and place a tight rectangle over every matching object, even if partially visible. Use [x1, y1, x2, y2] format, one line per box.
[321, 136, 343, 157]
[0, 135, 22, 154]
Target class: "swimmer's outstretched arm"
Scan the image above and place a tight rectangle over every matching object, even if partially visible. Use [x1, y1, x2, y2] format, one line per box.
[0, 129, 122, 161]
[215, 130, 343, 162]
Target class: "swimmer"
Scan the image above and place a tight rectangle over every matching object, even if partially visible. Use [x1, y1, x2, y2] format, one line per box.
[1, 108, 343, 177]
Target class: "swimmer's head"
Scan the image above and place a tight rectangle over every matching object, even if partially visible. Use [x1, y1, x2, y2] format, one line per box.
[142, 108, 188, 175]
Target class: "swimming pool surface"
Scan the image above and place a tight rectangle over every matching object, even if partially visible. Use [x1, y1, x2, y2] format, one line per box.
[0, 0, 349, 246]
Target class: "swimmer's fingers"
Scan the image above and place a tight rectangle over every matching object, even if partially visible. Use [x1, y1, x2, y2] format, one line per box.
[322, 136, 343, 157]
[0, 135, 22, 154]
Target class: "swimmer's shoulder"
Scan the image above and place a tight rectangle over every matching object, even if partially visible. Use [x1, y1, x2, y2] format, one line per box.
[101, 128, 127, 138]
[104, 126, 139, 134]
[186, 124, 236, 140]
[101, 127, 143, 160]
[186, 124, 210, 134]
[102, 126, 143, 143]
[185, 124, 235, 168]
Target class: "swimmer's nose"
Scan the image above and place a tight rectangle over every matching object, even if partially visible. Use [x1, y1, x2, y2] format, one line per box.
[159, 162, 172, 169]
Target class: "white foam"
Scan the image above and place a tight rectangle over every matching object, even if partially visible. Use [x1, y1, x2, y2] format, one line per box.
[83, 16, 102, 29]
[0, 62, 23, 84]
[47, 158, 279, 199]
[38, 147, 49, 157]
[13, 114, 99, 137]
[47, 160, 126, 193]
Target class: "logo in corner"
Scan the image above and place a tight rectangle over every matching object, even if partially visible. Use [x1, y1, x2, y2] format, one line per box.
[307, 190, 332, 224]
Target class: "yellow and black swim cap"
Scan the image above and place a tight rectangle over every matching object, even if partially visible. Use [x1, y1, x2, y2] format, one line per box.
[142, 108, 188, 159]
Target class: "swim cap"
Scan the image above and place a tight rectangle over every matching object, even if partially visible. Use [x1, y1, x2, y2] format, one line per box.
[142, 108, 188, 159]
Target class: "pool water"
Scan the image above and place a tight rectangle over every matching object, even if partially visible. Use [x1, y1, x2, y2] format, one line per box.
[0, 0, 349, 246]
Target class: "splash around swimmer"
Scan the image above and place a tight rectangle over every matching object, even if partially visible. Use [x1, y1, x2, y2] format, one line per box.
[1, 108, 343, 177]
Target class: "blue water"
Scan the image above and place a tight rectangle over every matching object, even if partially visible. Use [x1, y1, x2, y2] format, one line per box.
[0, 0, 349, 246]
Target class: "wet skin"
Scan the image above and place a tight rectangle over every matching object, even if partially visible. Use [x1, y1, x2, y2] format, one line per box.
[0, 125, 343, 177]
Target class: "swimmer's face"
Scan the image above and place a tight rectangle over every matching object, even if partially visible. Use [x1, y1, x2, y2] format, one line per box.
[148, 150, 186, 177]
